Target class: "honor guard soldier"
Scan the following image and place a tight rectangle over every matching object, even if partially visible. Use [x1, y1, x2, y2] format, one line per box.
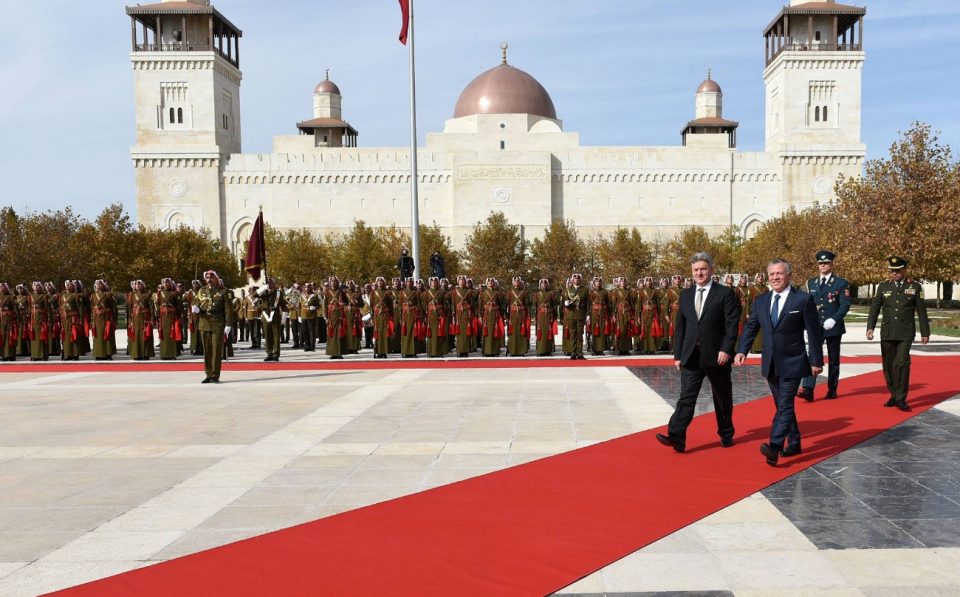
[799, 250, 851, 401]
[563, 273, 589, 360]
[300, 283, 321, 352]
[866, 256, 930, 411]
[245, 287, 263, 349]
[258, 277, 288, 361]
[193, 270, 234, 383]
[0, 283, 17, 361]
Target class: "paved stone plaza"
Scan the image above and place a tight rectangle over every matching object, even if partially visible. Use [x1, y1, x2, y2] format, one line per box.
[0, 324, 959, 596]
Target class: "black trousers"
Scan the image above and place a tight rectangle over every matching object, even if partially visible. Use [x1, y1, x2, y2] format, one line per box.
[302, 318, 317, 350]
[291, 319, 301, 347]
[248, 319, 262, 347]
[802, 335, 841, 391]
[667, 349, 734, 448]
[238, 319, 248, 342]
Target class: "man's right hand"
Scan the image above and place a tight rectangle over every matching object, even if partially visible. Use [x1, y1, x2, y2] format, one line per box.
[674, 359, 681, 371]
[866, 329, 874, 341]
[191, 305, 200, 314]
[733, 353, 747, 367]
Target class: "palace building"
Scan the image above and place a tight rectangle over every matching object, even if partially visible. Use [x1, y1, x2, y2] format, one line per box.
[126, 0, 866, 255]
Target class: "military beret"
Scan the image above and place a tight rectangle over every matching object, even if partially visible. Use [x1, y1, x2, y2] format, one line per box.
[887, 256, 908, 270]
[816, 250, 835, 263]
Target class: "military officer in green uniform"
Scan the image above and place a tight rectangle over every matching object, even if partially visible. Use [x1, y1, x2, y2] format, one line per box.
[563, 273, 589, 360]
[799, 250, 851, 401]
[193, 270, 234, 383]
[866, 256, 930, 411]
[257, 277, 288, 361]
[0, 283, 17, 361]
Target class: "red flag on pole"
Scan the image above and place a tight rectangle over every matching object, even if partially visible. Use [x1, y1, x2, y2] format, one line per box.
[398, 0, 410, 45]
[244, 209, 266, 281]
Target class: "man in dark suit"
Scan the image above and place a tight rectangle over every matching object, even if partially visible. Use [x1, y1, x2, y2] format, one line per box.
[656, 252, 741, 453]
[735, 258, 823, 467]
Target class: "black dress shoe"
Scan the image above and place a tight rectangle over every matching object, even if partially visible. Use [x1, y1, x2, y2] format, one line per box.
[201, 377, 211, 384]
[884, 397, 897, 407]
[824, 389, 838, 400]
[720, 437, 734, 448]
[570, 355, 577, 360]
[576, 355, 586, 360]
[781, 445, 802, 457]
[211, 378, 220, 383]
[798, 388, 814, 402]
[760, 443, 780, 466]
[897, 402, 911, 412]
[656, 433, 685, 453]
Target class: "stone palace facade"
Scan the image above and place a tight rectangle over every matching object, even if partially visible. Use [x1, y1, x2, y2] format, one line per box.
[127, 0, 867, 255]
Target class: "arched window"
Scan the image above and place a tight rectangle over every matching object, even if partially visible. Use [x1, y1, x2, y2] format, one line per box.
[177, 108, 183, 124]
[822, 105, 828, 121]
[814, 106, 820, 122]
[169, 107, 175, 123]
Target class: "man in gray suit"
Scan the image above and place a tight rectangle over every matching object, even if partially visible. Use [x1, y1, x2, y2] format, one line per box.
[735, 258, 823, 467]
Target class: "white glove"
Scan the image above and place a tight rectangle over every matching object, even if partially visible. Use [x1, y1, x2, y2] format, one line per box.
[257, 287, 268, 297]
[224, 326, 232, 336]
[310, 306, 317, 311]
[191, 305, 200, 314]
[823, 318, 836, 331]
[564, 300, 571, 307]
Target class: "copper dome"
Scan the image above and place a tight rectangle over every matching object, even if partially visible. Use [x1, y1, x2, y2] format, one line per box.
[696, 78, 721, 94]
[314, 73, 341, 95]
[453, 64, 556, 119]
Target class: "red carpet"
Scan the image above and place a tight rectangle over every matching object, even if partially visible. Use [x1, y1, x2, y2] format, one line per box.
[48, 358, 959, 597]
[1, 354, 889, 373]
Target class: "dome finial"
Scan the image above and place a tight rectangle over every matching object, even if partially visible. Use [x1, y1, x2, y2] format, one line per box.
[325, 68, 330, 81]
[707, 68, 711, 80]
[500, 42, 508, 65]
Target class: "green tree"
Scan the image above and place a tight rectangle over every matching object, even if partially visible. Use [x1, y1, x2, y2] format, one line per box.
[462, 212, 528, 283]
[593, 227, 654, 284]
[737, 205, 843, 283]
[833, 122, 960, 289]
[528, 218, 585, 286]
[264, 226, 332, 285]
[329, 220, 394, 282]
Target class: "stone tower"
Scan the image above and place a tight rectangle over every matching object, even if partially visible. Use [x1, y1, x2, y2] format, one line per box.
[763, 0, 866, 209]
[126, 0, 242, 241]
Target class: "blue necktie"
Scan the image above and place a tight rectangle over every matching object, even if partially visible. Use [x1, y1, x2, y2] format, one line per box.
[771, 294, 781, 327]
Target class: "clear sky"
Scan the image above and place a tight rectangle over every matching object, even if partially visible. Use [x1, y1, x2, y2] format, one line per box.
[1, 0, 958, 220]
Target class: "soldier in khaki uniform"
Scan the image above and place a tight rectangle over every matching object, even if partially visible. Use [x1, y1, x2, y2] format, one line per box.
[506, 277, 531, 357]
[44, 282, 61, 357]
[193, 270, 234, 383]
[156, 278, 183, 360]
[866, 256, 930, 411]
[59, 281, 83, 361]
[588, 277, 611, 355]
[636, 277, 660, 355]
[90, 280, 118, 360]
[325, 278, 348, 359]
[27, 281, 52, 361]
[300, 282, 321, 352]
[398, 278, 422, 358]
[15, 285, 30, 357]
[480, 278, 506, 357]
[186, 280, 202, 355]
[257, 277, 288, 361]
[127, 280, 154, 361]
[450, 275, 476, 358]
[422, 277, 448, 357]
[563, 273, 589, 360]
[0, 283, 17, 361]
[245, 287, 263, 349]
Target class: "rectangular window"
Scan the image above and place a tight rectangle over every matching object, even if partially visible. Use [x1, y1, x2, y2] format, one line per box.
[500, 141, 505, 150]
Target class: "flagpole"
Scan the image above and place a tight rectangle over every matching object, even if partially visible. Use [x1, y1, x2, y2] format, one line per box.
[407, 0, 421, 280]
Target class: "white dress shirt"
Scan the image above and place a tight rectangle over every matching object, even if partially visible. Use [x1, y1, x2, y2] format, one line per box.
[770, 286, 791, 316]
[694, 281, 713, 319]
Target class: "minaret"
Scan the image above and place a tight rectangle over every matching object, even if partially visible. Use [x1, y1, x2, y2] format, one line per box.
[763, 0, 866, 208]
[296, 71, 358, 147]
[126, 0, 243, 241]
[681, 70, 738, 148]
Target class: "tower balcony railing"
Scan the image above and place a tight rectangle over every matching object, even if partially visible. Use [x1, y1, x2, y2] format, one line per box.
[133, 43, 239, 66]
[135, 42, 214, 52]
[767, 42, 862, 65]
